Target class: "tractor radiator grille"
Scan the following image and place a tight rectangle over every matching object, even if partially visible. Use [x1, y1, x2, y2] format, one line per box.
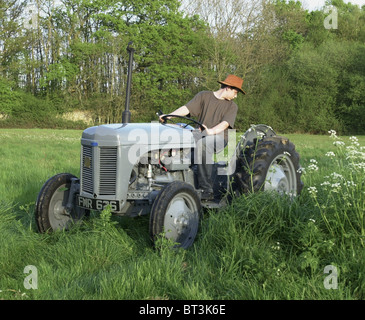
[99, 147, 118, 196]
[82, 146, 93, 194]
[81, 146, 118, 196]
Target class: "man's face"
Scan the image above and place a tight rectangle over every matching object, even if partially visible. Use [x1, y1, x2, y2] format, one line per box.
[225, 87, 238, 101]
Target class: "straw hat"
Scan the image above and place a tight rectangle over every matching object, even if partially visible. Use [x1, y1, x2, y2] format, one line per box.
[218, 74, 246, 95]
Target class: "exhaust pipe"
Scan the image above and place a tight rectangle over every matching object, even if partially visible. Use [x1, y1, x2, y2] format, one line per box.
[123, 41, 135, 124]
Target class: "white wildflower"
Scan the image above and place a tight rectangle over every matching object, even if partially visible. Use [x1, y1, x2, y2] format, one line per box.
[284, 151, 291, 156]
[307, 164, 319, 173]
[328, 129, 337, 139]
[352, 163, 365, 171]
[272, 242, 281, 250]
[307, 159, 319, 173]
[346, 146, 364, 161]
[331, 182, 341, 193]
[257, 131, 265, 139]
[320, 181, 331, 189]
[346, 181, 357, 187]
[330, 172, 343, 180]
[297, 167, 305, 174]
[307, 164, 318, 172]
[325, 151, 336, 158]
[333, 140, 345, 147]
[308, 186, 318, 197]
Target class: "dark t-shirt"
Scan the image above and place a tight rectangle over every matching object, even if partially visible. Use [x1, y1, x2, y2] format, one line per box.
[185, 91, 238, 141]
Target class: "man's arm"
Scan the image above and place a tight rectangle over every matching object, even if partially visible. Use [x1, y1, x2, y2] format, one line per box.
[202, 121, 229, 136]
[159, 106, 190, 121]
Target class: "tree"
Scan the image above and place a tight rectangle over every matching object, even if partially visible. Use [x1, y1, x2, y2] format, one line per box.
[0, 0, 27, 84]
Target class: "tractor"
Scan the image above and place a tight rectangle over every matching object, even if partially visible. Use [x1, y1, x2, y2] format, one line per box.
[35, 44, 303, 248]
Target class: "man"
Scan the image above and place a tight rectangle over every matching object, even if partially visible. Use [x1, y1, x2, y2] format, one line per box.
[160, 74, 246, 200]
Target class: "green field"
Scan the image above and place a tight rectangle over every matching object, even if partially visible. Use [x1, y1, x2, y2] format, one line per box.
[0, 128, 364, 300]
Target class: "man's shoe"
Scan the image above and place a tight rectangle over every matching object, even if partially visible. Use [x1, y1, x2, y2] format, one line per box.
[201, 190, 214, 201]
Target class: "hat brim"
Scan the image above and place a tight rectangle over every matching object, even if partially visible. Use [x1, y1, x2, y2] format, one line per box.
[218, 80, 246, 95]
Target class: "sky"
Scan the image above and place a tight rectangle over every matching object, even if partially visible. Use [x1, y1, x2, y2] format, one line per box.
[301, 0, 365, 11]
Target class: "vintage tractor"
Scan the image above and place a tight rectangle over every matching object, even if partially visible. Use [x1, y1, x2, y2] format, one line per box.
[35, 44, 303, 248]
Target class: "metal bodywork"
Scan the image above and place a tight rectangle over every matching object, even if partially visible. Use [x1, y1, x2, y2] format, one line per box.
[78, 122, 198, 216]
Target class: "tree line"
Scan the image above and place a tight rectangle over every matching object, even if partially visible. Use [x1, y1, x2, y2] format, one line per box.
[1, 0, 364, 134]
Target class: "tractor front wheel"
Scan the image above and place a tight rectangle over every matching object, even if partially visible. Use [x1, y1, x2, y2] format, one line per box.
[149, 181, 201, 249]
[35, 173, 87, 233]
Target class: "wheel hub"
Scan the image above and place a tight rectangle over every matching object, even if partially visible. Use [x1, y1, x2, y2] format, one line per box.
[173, 212, 190, 234]
[265, 164, 289, 193]
[53, 200, 67, 220]
[49, 185, 74, 229]
[163, 195, 198, 242]
[167, 198, 192, 236]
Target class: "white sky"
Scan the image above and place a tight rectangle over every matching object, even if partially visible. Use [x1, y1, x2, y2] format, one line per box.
[301, 0, 365, 11]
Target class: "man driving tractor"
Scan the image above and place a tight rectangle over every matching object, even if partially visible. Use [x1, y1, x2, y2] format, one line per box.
[160, 74, 246, 200]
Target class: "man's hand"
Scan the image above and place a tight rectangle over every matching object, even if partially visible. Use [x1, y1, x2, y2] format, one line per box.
[159, 114, 167, 123]
[201, 121, 229, 136]
[201, 124, 213, 135]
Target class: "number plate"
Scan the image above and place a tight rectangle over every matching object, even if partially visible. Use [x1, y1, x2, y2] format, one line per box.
[77, 196, 120, 212]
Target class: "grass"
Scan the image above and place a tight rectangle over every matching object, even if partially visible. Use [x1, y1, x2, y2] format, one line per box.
[0, 128, 364, 300]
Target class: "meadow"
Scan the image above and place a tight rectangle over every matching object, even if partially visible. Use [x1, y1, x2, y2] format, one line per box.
[0, 128, 364, 300]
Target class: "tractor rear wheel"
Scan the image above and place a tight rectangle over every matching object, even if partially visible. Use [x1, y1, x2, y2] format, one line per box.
[235, 136, 303, 196]
[35, 173, 88, 233]
[149, 181, 201, 249]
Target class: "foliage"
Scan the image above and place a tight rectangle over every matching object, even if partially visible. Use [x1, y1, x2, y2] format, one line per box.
[0, 77, 21, 115]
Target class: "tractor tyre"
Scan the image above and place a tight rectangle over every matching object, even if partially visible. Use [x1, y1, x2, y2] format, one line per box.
[149, 181, 201, 249]
[235, 136, 303, 196]
[35, 173, 88, 233]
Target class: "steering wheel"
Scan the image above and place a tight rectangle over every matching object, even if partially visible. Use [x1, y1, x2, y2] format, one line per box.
[161, 114, 205, 131]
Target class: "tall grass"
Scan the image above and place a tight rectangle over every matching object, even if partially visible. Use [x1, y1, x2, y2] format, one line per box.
[0, 129, 364, 300]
